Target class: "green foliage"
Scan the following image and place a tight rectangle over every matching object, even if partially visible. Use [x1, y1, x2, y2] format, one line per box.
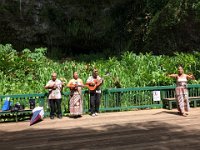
[1, 44, 200, 95]
[23, 47, 47, 62]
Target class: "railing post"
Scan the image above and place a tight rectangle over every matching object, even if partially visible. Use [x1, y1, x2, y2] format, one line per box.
[104, 89, 108, 111]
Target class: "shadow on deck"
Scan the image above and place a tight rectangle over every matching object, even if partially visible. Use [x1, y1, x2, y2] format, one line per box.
[0, 116, 200, 150]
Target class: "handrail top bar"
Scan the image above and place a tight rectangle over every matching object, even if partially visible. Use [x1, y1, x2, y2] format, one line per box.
[107, 84, 200, 92]
[1, 84, 200, 97]
[0, 93, 46, 99]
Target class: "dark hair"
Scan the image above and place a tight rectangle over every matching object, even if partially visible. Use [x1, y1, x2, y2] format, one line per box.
[93, 68, 98, 72]
[178, 64, 184, 68]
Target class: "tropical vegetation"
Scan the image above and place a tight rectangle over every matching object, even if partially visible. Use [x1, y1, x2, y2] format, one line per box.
[0, 44, 199, 95]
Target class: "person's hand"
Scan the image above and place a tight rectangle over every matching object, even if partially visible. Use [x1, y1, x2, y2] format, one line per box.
[190, 74, 195, 79]
[166, 74, 171, 77]
[52, 84, 57, 90]
[61, 82, 65, 87]
[188, 72, 192, 75]
[74, 85, 78, 90]
[187, 73, 195, 80]
[90, 82, 95, 86]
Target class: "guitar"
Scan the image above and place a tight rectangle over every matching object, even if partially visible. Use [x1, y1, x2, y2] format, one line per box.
[85, 79, 103, 91]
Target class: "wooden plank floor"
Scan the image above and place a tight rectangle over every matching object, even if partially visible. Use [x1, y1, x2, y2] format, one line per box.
[0, 108, 200, 150]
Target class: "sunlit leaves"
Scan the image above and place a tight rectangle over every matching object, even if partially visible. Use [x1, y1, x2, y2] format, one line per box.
[0, 44, 200, 95]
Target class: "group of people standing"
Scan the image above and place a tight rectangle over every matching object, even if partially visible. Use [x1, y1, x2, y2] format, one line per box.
[44, 65, 195, 119]
[44, 69, 103, 119]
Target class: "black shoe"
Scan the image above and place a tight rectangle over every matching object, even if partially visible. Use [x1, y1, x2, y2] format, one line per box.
[58, 115, 62, 119]
[50, 116, 54, 120]
[73, 115, 81, 119]
[77, 115, 82, 118]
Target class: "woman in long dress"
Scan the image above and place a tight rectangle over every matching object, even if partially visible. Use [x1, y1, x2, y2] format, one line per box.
[67, 72, 84, 118]
[168, 66, 195, 116]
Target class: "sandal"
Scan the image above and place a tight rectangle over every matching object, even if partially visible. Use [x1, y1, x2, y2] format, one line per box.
[181, 113, 187, 117]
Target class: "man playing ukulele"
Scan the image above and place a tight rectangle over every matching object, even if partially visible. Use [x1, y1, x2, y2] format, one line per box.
[45, 72, 63, 119]
[86, 69, 103, 117]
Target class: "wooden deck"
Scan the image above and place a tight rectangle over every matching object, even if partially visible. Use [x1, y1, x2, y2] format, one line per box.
[1, 108, 200, 150]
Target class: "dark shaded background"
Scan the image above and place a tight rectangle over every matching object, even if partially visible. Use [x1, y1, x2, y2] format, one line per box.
[0, 0, 200, 58]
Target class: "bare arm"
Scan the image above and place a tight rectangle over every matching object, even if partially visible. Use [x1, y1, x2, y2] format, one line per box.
[186, 74, 195, 80]
[44, 81, 57, 90]
[167, 74, 178, 78]
[44, 85, 50, 89]
[67, 80, 73, 88]
[97, 78, 104, 87]
[44, 84, 54, 89]
[86, 81, 95, 86]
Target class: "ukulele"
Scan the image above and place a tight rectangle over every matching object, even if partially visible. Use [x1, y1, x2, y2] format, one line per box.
[68, 83, 84, 90]
[85, 79, 103, 91]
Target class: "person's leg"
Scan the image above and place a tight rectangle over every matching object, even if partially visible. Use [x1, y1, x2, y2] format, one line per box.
[176, 95, 185, 116]
[176, 96, 181, 113]
[49, 99, 55, 119]
[79, 95, 83, 116]
[74, 94, 82, 116]
[95, 93, 101, 115]
[69, 94, 75, 116]
[90, 93, 95, 116]
[55, 99, 62, 118]
[184, 94, 190, 114]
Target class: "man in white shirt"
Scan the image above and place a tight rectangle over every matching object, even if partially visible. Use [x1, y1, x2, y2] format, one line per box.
[45, 72, 63, 119]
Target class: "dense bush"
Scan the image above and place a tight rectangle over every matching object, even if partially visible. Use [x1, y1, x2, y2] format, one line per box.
[0, 44, 200, 95]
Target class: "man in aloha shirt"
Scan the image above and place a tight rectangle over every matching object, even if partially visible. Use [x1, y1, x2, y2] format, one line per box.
[45, 72, 63, 119]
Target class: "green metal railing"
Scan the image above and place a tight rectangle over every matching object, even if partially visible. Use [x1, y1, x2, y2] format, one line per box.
[0, 93, 46, 110]
[1, 84, 200, 117]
